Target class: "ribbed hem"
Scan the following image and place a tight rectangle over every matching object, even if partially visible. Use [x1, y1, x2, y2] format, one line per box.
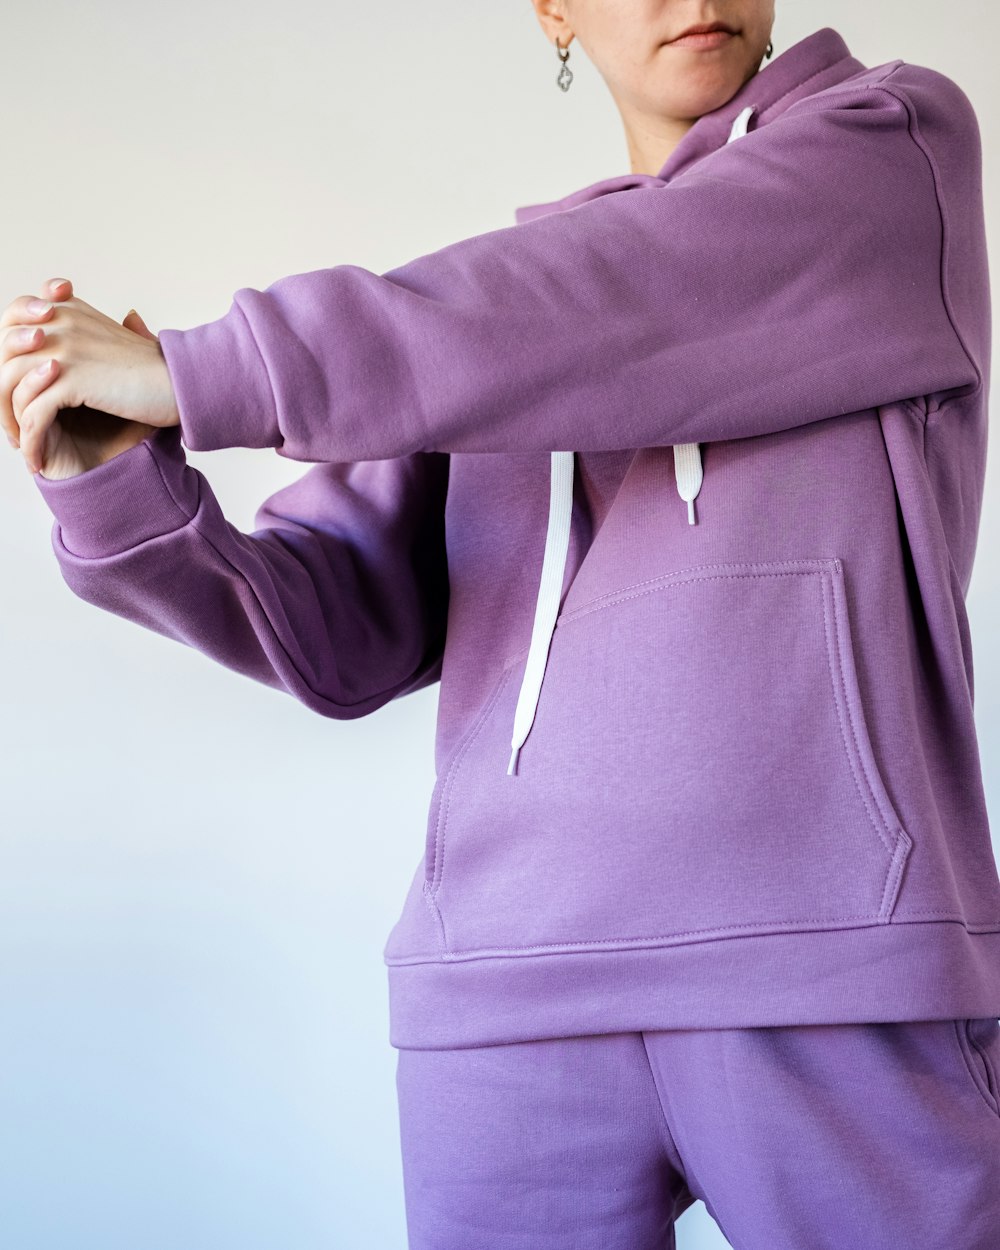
[158, 298, 279, 453]
[33, 425, 196, 558]
[385, 919, 1000, 1048]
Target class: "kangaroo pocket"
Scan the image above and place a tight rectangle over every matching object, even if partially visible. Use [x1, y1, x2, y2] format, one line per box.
[423, 557, 913, 955]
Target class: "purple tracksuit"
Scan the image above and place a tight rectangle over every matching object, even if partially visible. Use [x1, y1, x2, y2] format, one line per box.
[32, 26, 999, 1244]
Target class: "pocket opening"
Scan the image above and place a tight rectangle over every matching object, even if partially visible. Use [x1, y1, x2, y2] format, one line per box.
[956, 1018, 1000, 1120]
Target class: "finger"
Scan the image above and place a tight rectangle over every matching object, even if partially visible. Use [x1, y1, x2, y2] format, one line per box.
[0, 280, 75, 333]
[1, 320, 47, 369]
[123, 308, 157, 341]
[15, 360, 60, 474]
[0, 293, 59, 331]
[0, 323, 52, 445]
[46, 277, 73, 302]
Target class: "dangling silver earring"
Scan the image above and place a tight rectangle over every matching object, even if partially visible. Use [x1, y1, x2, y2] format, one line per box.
[764, 39, 774, 59]
[555, 38, 573, 92]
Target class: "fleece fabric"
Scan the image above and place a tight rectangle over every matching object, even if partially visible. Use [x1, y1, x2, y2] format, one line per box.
[33, 27, 999, 1049]
[395, 1019, 1000, 1249]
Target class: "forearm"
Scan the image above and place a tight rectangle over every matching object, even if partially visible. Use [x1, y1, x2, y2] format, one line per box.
[34, 426, 451, 717]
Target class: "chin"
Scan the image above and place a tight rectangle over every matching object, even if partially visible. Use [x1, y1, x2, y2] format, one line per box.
[663, 76, 748, 119]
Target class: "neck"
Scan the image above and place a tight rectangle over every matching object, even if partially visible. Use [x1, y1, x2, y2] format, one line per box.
[624, 114, 699, 177]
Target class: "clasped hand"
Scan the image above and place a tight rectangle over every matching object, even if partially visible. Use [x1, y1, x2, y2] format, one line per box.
[0, 277, 181, 478]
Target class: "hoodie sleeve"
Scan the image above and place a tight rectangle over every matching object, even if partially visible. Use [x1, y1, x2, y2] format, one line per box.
[31, 425, 450, 719]
[156, 73, 980, 461]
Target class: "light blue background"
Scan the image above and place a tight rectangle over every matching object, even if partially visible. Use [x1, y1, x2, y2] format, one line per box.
[3, 0, 997, 1245]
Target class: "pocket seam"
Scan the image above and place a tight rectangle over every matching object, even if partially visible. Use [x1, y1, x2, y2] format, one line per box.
[562, 557, 909, 890]
[425, 556, 913, 940]
[972, 1022, 1000, 1109]
[424, 665, 517, 896]
[818, 563, 913, 921]
[557, 558, 836, 626]
[955, 1018, 1000, 1121]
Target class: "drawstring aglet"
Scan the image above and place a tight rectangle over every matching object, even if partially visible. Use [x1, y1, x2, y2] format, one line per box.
[673, 442, 703, 527]
[508, 745, 521, 776]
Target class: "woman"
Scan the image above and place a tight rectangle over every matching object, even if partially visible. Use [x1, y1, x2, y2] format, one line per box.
[3, 3, 999, 1245]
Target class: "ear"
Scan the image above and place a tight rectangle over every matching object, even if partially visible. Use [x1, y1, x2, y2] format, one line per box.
[529, 0, 574, 49]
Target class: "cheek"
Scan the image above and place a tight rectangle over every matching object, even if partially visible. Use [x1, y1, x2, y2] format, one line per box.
[577, 0, 651, 65]
[744, 0, 776, 39]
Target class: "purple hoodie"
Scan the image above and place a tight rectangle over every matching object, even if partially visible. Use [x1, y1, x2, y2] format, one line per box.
[34, 27, 998, 1049]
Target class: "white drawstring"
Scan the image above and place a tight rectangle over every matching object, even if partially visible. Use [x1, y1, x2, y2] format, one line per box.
[507, 450, 575, 776]
[728, 103, 756, 140]
[670, 105, 756, 525]
[673, 442, 704, 525]
[505, 104, 757, 776]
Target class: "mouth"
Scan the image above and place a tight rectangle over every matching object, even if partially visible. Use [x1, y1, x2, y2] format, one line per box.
[666, 21, 739, 49]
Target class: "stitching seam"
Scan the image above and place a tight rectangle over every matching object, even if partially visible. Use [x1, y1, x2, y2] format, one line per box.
[639, 1033, 693, 1187]
[871, 76, 982, 399]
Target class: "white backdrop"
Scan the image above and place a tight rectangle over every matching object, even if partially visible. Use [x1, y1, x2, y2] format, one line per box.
[2, 2, 997, 1246]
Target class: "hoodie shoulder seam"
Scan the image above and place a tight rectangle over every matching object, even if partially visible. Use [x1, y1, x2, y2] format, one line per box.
[869, 71, 983, 397]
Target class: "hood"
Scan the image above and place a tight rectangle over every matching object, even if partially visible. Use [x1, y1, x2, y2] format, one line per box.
[505, 27, 866, 777]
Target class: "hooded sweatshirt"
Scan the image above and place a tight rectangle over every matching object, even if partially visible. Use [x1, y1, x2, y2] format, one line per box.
[33, 27, 998, 1050]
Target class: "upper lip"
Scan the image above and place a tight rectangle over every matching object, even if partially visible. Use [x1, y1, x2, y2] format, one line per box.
[670, 20, 737, 39]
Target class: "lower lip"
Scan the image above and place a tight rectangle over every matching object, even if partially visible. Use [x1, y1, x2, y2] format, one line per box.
[668, 30, 735, 49]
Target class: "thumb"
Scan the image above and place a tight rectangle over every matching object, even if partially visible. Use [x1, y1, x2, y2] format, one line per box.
[123, 307, 157, 341]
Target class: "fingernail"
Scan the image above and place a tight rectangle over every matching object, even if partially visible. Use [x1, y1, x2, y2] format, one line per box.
[6, 434, 18, 449]
[26, 299, 52, 315]
[34, 359, 54, 375]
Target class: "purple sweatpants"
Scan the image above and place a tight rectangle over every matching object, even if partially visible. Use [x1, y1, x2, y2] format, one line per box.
[395, 1018, 1000, 1249]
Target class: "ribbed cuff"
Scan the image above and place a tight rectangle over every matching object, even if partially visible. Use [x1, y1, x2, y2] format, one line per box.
[158, 297, 280, 453]
[32, 425, 198, 559]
